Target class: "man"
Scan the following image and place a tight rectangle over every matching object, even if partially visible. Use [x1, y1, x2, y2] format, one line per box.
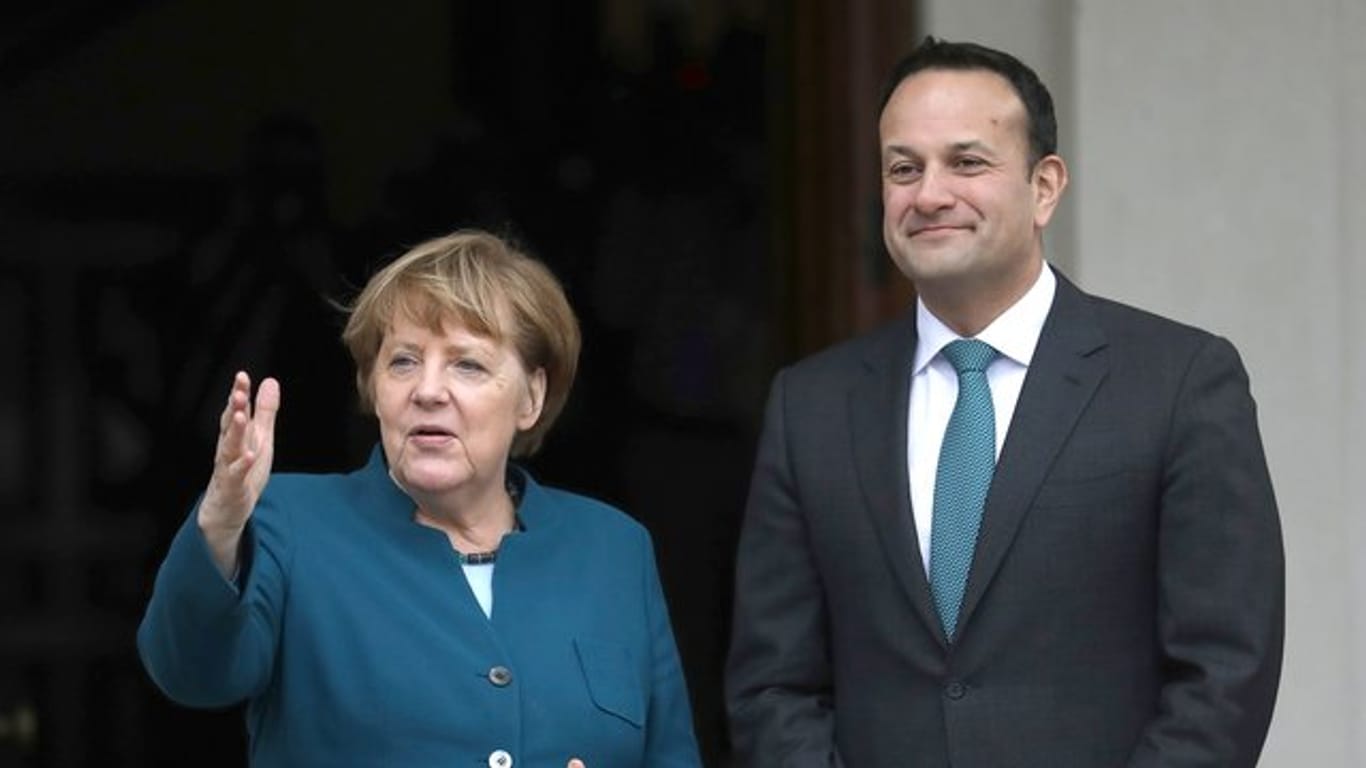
[725, 37, 1283, 767]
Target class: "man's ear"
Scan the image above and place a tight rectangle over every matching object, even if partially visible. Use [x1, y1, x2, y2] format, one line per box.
[1032, 154, 1069, 229]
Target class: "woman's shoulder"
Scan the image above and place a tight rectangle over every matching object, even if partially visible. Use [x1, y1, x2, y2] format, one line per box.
[259, 468, 357, 502]
[262, 447, 387, 499]
[521, 475, 650, 544]
[542, 486, 641, 527]
[254, 453, 389, 525]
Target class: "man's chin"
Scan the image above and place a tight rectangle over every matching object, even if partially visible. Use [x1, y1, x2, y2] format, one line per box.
[890, 249, 976, 283]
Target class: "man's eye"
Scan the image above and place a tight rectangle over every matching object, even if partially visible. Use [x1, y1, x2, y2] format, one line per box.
[954, 157, 986, 170]
[887, 164, 920, 181]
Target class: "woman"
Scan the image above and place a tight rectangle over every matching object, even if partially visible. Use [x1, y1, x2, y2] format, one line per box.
[138, 229, 702, 767]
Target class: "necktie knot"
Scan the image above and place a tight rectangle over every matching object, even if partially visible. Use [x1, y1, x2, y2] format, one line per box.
[942, 339, 997, 374]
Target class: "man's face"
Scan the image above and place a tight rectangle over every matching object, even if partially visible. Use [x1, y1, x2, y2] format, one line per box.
[879, 68, 1055, 302]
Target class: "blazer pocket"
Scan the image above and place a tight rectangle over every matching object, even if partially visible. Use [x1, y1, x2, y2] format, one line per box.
[1031, 467, 1158, 509]
[574, 638, 645, 728]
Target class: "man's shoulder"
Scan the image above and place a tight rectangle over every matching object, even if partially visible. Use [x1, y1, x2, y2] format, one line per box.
[780, 312, 915, 382]
[1077, 286, 1223, 349]
[1062, 281, 1254, 384]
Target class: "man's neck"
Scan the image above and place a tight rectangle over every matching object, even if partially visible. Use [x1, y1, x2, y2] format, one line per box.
[919, 258, 1044, 337]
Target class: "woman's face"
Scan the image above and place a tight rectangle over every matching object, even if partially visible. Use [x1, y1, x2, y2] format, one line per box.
[373, 312, 545, 503]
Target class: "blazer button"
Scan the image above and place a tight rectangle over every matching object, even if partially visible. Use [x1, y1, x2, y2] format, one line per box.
[487, 666, 513, 687]
[488, 749, 513, 767]
[945, 680, 966, 700]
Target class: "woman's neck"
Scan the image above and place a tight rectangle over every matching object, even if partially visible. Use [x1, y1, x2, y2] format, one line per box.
[413, 477, 517, 554]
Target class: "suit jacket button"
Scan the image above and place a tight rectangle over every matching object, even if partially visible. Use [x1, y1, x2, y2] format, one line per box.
[488, 749, 513, 767]
[488, 666, 513, 687]
[945, 680, 966, 700]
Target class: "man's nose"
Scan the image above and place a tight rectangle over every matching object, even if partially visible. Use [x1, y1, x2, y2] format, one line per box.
[912, 166, 955, 213]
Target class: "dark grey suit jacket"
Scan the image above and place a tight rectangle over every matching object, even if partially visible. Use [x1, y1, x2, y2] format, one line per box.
[726, 273, 1283, 767]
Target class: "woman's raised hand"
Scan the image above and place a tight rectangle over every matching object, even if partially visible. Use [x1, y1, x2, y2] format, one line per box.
[197, 371, 280, 577]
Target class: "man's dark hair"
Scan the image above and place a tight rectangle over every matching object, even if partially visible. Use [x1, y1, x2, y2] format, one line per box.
[879, 36, 1058, 167]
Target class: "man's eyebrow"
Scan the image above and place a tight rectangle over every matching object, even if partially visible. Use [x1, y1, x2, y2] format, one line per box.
[949, 140, 996, 154]
[882, 140, 998, 158]
[882, 144, 919, 159]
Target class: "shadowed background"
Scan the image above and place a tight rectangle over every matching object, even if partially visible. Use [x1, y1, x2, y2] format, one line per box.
[0, 1, 917, 765]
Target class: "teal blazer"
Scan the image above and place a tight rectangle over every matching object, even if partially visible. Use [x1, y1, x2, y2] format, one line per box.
[139, 446, 702, 767]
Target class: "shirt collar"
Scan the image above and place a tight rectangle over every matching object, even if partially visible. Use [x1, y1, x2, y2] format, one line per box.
[912, 262, 1057, 374]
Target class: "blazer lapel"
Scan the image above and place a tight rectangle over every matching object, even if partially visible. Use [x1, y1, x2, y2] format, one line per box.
[956, 274, 1110, 633]
[849, 313, 949, 647]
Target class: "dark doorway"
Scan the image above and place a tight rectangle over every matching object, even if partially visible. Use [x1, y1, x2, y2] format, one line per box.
[0, 1, 919, 765]
[1, 3, 769, 765]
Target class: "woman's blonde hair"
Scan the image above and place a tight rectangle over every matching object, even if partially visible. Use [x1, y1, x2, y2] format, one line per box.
[341, 229, 580, 456]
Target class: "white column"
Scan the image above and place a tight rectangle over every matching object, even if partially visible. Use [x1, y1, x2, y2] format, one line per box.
[1342, 0, 1366, 759]
[921, 0, 1366, 761]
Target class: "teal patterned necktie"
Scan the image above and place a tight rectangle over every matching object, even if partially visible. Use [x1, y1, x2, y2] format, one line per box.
[930, 339, 999, 640]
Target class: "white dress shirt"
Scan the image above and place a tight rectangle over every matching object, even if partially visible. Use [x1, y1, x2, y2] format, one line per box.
[462, 563, 495, 617]
[907, 264, 1057, 573]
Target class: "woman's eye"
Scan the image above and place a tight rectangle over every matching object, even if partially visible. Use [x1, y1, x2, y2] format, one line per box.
[388, 355, 418, 372]
[454, 359, 486, 374]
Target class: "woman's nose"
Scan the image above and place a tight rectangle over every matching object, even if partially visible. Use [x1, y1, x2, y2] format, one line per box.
[411, 363, 451, 405]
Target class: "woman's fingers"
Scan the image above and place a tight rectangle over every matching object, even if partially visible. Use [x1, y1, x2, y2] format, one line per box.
[215, 373, 282, 464]
[250, 377, 281, 460]
[216, 373, 253, 462]
[209, 373, 280, 501]
[218, 371, 251, 433]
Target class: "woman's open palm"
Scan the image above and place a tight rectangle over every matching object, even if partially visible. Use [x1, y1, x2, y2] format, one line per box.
[198, 372, 279, 566]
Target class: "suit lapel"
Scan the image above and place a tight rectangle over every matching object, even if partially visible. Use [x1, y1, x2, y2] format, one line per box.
[849, 313, 949, 647]
[956, 275, 1109, 634]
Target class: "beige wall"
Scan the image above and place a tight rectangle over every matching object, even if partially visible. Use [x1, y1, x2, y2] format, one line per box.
[923, 0, 1366, 763]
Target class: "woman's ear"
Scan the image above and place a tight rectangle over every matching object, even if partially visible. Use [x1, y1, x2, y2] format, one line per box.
[519, 368, 547, 430]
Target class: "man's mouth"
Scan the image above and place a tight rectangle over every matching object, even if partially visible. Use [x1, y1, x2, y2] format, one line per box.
[911, 224, 969, 237]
